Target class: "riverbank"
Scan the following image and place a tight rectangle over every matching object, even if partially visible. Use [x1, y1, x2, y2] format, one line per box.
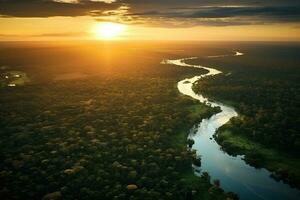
[169, 100, 238, 200]
[191, 62, 300, 190]
[192, 78, 300, 188]
[192, 75, 300, 188]
[216, 122, 300, 188]
[167, 56, 300, 200]
[170, 103, 221, 149]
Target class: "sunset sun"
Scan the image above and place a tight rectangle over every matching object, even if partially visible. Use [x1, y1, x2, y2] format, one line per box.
[92, 22, 125, 40]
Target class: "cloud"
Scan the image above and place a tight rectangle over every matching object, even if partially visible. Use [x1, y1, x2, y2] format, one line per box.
[186, 6, 300, 19]
[0, 0, 299, 27]
[119, 0, 300, 26]
[0, 0, 121, 17]
[125, 5, 300, 27]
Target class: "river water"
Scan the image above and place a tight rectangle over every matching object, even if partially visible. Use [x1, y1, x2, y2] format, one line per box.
[162, 53, 300, 200]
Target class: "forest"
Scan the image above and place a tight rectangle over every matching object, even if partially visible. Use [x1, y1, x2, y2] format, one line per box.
[192, 45, 300, 188]
[0, 43, 236, 200]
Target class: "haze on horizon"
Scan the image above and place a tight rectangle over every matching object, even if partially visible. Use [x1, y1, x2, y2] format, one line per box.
[0, 0, 300, 41]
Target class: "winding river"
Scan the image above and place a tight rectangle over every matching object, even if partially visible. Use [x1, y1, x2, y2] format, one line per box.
[162, 53, 300, 200]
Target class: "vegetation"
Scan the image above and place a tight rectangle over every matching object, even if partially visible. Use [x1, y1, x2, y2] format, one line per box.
[0, 71, 30, 87]
[192, 48, 300, 188]
[215, 130, 300, 187]
[0, 41, 237, 200]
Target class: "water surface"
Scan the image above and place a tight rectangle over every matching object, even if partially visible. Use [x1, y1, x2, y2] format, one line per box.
[162, 53, 300, 200]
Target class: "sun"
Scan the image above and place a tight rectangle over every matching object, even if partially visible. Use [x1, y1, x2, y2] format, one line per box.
[92, 22, 125, 40]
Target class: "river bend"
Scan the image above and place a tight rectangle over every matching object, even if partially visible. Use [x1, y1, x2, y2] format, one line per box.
[162, 53, 300, 200]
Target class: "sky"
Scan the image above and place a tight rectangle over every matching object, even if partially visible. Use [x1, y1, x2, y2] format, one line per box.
[0, 0, 300, 41]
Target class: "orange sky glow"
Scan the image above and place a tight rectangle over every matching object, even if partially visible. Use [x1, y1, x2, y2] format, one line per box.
[1, 1, 300, 41]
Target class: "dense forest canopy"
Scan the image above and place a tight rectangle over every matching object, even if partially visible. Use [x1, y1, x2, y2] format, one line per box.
[1, 41, 299, 199]
[0, 42, 237, 200]
[191, 43, 300, 187]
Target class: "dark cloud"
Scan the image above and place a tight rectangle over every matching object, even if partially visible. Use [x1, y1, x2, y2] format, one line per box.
[185, 6, 300, 19]
[0, 0, 121, 17]
[120, 0, 300, 26]
[126, 6, 300, 26]
[0, 0, 299, 26]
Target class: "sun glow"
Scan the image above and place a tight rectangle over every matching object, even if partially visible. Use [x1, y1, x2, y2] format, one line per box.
[92, 22, 125, 40]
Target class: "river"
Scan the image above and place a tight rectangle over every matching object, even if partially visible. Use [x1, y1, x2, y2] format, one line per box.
[162, 53, 300, 200]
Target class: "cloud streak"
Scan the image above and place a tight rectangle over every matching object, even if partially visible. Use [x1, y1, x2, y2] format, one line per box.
[125, 5, 300, 27]
[0, 0, 299, 27]
[0, 0, 121, 17]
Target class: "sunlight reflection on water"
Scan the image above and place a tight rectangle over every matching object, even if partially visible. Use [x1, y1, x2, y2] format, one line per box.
[162, 53, 300, 200]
